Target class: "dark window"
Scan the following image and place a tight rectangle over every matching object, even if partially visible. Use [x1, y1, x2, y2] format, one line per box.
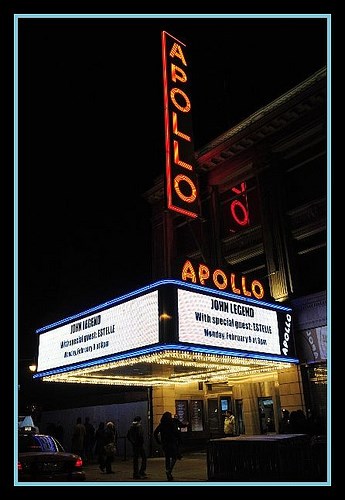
[175, 218, 203, 256]
[207, 399, 219, 434]
[295, 246, 327, 295]
[285, 154, 326, 211]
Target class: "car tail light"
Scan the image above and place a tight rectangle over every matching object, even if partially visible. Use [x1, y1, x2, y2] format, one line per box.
[74, 457, 83, 468]
[18, 461, 23, 471]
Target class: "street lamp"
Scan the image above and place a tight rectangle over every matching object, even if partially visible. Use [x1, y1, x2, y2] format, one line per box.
[28, 361, 37, 373]
[20, 358, 37, 373]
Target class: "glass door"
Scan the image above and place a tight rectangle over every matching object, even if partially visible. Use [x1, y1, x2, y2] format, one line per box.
[258, 397, 276, 434]
[207, 399, 219, 436]
[235, 399, 245, 435]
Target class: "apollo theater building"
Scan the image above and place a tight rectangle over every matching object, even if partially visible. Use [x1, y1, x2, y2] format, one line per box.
[34, 32, 327, 450]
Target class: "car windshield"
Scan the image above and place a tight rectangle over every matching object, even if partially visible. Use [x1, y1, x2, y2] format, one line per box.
[19, 434, 64, 453]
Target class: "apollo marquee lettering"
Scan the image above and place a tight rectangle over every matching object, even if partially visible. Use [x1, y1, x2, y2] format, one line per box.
[181, 260, 265, 300]
[282, 313, 292, 356]
[162, 31, 199, 218]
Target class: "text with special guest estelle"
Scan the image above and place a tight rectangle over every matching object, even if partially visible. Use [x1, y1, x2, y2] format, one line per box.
[194, 298, 273, 334]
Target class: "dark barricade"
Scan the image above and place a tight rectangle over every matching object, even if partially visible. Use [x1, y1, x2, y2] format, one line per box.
[207, 434, 320, 482]
[310, 435, 327, 481]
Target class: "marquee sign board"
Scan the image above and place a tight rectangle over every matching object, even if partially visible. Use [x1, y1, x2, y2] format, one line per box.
[35, 281, 297, 378]
[36, 290, 160, 373]
[177, 288, 294, 357]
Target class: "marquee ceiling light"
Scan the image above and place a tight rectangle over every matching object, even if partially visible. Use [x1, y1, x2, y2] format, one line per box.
[40, 349, 293, 386]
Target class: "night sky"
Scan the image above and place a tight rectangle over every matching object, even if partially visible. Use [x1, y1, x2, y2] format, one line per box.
[17, 15, 327, 366]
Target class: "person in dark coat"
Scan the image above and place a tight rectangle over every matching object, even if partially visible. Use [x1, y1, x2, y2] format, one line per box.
[71, 417, 86, 458]
[173, 414, 188, 459]
[279, 409, 291, 434]
[127, 416, 147, 479]
[94, 422, 106, 472]
[154, 411, 180, 481]
[84, 417, 95, 463]
[289, 409, 308, 434]
[102, 421, 116, 474]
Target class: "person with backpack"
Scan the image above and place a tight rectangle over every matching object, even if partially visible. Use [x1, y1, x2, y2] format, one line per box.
[127, 416, 147, 480]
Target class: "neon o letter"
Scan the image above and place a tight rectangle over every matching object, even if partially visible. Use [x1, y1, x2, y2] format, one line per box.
[170, 88, 191, 113]
[213, 269, 227, 290]
[230, 199, 249, 226]
[174, 174, 197, 203]
[251, 280, 264, 299]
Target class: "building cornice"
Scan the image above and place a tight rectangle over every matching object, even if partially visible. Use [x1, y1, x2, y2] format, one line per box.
[196, 67, 326, 170]
[144, 67, 326, 203]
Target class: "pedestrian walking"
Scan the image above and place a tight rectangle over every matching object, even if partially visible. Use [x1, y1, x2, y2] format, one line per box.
[154, 411, 180, 481]
[84, 417, 95, 463]
[127, 416, 147, 479]
[94, 422, 106, 472]
[102, 421, 116, 474]
[173, 414, 188, 459]
[71, 417, 86, 458]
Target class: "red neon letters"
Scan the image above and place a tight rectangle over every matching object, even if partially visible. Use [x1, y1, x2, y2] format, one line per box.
[230, 182, 250, 228]
[162, 31, 199, 218]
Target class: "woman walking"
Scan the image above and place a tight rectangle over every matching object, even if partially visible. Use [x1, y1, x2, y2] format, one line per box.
[154, 411, 180, 481]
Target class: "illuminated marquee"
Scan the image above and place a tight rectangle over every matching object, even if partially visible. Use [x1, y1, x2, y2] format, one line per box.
[162, 31, 199, 218]
[177, 288, 294, 357]
[36, 290, 159, 373]
[34, 280, 296, 381]
[181, 259, 265, 300]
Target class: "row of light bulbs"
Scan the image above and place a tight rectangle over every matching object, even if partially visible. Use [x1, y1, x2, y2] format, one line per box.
[42, 349, 293, 386]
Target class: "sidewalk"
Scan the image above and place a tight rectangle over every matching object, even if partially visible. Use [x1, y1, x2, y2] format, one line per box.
[82, 452, 208, 484]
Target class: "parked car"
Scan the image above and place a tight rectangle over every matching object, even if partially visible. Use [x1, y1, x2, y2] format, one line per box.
[18, 415, 39, 433]
[18, 432, 86, 482]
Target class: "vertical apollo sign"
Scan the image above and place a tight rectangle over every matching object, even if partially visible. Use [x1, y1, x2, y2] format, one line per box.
[162, 31, 199, 218]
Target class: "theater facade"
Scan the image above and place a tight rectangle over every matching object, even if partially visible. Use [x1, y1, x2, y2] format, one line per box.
[34, 35, 327, 446]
